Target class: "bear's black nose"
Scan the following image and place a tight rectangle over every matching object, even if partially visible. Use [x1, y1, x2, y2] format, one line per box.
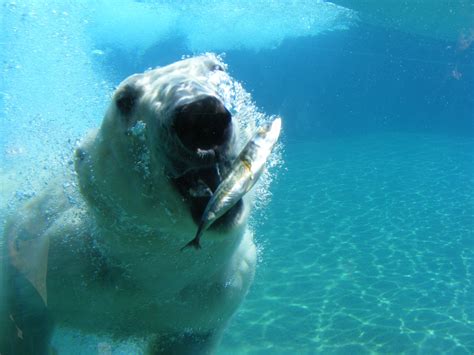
[173, 96, 232, 151]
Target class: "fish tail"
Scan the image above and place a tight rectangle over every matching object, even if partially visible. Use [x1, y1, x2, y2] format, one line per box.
[180, 237, 201, 251]
[180, 225, 204, 251]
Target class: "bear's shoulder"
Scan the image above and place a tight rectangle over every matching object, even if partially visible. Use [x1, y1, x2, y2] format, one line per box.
[4, 182, 94, 303]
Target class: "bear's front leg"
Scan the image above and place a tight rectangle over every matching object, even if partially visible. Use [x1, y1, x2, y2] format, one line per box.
[0, 264, 53, 355]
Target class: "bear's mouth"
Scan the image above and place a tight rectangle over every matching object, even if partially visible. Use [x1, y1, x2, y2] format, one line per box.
[171, 165, 243, 229]
[169, 94, 242, 229]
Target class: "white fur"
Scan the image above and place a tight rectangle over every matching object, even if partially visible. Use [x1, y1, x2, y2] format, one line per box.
[1, 55, 257, 354]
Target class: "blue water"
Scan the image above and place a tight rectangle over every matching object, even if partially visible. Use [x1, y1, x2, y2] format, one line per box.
[1, 1, 473, 354]
[221, 134, 474, 353]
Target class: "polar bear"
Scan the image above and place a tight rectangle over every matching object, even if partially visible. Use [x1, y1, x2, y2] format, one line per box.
[0, 54, 264, 354]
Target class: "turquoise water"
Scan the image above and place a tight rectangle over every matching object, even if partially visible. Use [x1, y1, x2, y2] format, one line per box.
[1, 1, 473, 354]
[221, 134, 474, 354]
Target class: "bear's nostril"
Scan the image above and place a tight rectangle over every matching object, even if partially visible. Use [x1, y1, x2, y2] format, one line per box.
[174, 96, 232, 151]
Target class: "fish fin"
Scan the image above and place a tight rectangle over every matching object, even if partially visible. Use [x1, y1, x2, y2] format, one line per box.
[180, 237, 202, 251]
[180, 224, 204, 251]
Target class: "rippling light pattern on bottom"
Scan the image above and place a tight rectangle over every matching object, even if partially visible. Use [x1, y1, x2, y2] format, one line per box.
[221, 133, 474, 354]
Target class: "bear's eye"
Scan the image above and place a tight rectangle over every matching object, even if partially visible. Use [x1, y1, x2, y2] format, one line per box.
[115, 84, 141, 116]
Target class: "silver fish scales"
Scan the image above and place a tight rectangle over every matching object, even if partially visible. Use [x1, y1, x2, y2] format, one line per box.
[182, 117, 282, 250]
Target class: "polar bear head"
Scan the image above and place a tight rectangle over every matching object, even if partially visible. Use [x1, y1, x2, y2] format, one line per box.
[75, 54, 256, 247]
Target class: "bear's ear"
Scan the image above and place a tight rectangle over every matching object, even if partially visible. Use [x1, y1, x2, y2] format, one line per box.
[114, 84, 142, 121]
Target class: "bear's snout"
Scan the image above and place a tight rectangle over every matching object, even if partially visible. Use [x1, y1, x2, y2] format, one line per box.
[173, 96, 232, 152]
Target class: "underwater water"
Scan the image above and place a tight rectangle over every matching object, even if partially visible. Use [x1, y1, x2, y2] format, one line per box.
[221, 134, 474, 353]
[1, 0, 473, 354]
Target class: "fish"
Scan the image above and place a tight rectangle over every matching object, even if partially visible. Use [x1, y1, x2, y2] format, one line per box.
[181, 117, 282, 250]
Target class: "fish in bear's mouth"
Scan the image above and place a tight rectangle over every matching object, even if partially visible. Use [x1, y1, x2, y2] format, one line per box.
[170, 95, 243, 229]
[171, 165, 244, 229]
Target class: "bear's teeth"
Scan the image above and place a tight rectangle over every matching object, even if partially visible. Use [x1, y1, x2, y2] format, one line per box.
[196, 148, 216, 159]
